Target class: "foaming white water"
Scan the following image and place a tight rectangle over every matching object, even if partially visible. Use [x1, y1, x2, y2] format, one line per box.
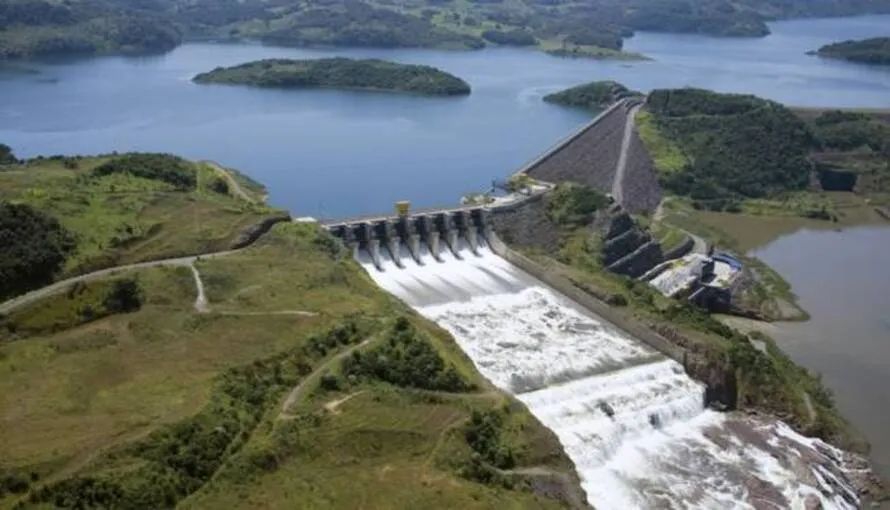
[357, 235, 860, 509]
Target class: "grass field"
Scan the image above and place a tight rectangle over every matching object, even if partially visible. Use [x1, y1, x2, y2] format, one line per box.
[0, 155, 281, 279]
[634, 110, 689, 175]
[0, 223, 580, 509]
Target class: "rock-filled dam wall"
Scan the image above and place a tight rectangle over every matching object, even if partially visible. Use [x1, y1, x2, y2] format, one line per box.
[523, 102, 626, 193]
[522, 100, 662, 214]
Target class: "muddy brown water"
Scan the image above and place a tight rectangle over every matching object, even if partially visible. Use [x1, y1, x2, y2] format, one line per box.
[751, 224, 890, 480]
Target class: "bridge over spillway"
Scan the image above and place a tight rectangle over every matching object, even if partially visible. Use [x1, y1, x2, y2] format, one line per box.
[326, 206, 495, 272]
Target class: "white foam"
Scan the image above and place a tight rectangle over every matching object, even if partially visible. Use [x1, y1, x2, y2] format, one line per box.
[356, 234, 860, 509]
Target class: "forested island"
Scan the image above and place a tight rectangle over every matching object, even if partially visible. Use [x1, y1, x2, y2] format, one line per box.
[544, 81, 642, 110]
[193, 58, 471, 96]
[811, 37, 890, 65]
[3, 0, 890, 59]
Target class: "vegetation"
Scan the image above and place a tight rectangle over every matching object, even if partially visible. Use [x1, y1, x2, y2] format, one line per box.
[0, 144, 15, 165]
[813, 37, 890, 65]
[193, 58, 471, 96]
[543, 80, 641, 110]
[0, 202, 76, 300]
[0, 221, 577, 509]
[795, 107, 890, 198]
[1, 277, 143, 339]
[642, 88, 816, 211]
[7, 0, 890, 58]
[343, 317, 474, 392]
[481, 29, 536, 46]
[91, 153, 197, 191]
[513, 187, 860, 450]
[545, 182, 611, 229]
[0, 151, 280, 295]
[0, 0, 181, 59]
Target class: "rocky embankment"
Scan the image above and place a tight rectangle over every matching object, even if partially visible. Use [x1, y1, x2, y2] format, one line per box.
[620, 125, 663, 213]
[525, 104, 626, 192]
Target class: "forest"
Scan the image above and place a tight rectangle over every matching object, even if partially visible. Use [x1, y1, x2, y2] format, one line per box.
[813, 37, 890, 65]
[3, 0, 890, 59]
[544, 80, 641, 110]
[644, 88, 816, 210]
[0, 202, 76, 300]
[193, 58, 471, 96]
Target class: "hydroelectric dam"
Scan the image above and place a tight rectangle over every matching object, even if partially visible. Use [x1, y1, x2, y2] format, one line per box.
[324, 102, 864, 509]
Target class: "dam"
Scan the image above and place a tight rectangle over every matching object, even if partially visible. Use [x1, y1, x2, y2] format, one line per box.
[330, 211, 862, 509]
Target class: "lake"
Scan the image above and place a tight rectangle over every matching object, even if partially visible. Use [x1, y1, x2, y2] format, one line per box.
[1, 15, 890, 218]
[752, 226, 890, 478]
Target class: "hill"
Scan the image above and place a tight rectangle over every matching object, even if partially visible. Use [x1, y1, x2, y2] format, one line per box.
[0, 0, 180, 59]
[5, 0, 890, 59]
[633, 88, 819, 212]
[0, 159, 582, 509]
[543, 81, 642, 110]
[812, 37, 890, 65]
[793, 107, 890, 199]
[0, 150, 283, 301]
[193, 58, 472, 96]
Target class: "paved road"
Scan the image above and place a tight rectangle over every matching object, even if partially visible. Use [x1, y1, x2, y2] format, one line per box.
[0, 250, 240, 316]
[612, 103, 642, 206]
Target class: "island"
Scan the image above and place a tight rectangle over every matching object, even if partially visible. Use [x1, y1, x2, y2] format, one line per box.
[811, 37, 890, 65]
[193, 58, 472, 96]
[544, 80, 643, 110]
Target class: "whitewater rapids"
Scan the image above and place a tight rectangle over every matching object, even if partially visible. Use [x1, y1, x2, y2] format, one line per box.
[358, 237, 861, 509]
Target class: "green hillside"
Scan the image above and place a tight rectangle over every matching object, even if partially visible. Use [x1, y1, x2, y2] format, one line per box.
[0, 150, 281, 300]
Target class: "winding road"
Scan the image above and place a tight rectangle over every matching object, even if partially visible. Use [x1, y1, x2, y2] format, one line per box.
[0, 250, 240, 316]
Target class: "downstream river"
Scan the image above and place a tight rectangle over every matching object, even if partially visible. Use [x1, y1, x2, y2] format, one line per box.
[753, 226, 890, 479]
[1, 15, 889, 218]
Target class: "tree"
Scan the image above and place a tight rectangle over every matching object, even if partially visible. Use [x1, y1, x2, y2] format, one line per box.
[103, 278, 143, 313]
[0, 202, 76, 299]
[0, 143, 15, 164]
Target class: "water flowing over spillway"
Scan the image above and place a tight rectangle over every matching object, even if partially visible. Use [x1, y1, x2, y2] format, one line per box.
[357, 235, 861, 509]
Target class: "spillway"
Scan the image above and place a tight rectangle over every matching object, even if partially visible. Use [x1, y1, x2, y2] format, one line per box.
[355, 231, 860, 509]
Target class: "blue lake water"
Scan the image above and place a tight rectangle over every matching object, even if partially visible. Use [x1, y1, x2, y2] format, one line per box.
[1, 15, 889, 218]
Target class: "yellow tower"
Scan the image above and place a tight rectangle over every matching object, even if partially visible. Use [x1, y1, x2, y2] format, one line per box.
[395, 201, 411, 217]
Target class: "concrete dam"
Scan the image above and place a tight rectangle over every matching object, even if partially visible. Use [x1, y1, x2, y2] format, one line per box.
[327, 209, 861, 509]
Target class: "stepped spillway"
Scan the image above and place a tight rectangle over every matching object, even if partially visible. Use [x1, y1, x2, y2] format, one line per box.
[356, 234, 860, 509]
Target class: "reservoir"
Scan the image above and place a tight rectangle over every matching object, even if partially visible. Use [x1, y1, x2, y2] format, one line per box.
[1, 15, 889, 218]
[752, 226, 890, 479]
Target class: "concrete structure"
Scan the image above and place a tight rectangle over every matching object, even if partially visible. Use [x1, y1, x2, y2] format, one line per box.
[327, 207, 493, 270]
[647, 252, 742, 310]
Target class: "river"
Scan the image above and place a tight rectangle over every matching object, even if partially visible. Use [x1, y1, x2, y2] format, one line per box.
[1, 15, 889, 218]
[752, 226, 890, 479]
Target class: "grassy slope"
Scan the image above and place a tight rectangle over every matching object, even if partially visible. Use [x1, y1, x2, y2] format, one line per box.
[0, 223, 578, 509]
[0, 156, 278, 278]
